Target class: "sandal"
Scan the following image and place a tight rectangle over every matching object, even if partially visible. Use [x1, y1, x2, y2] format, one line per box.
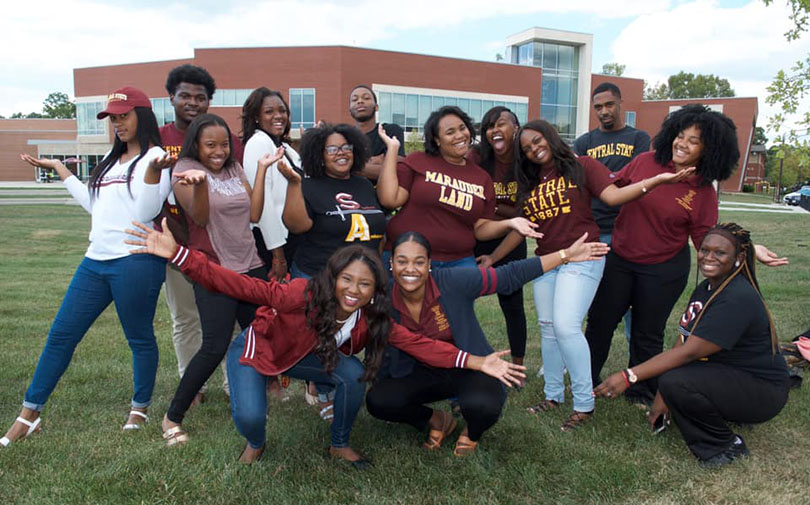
[453, 434, 478, 457]
[423, 411, 457, 450]
[162, 425, 190, 447]
[560, 410, 593, 432]
[319, 403, 335, 423]
[527, 399, 559, 415]
[239, 443, 265, 464]
[0, 416, 42, 447]
[329, 447, 373, 471]
[122, 410, 148, 431]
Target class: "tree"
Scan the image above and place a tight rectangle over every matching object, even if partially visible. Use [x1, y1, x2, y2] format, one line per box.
[754, 126, 769, 145]
[11, 111, 46, 118]
[42, 92, 76, 119]
[601, 63, 625, 76]
[404, 130, 423, 155]
[495, 53, 504, 62]
[644, 71, 736, 100]
[766, 144, 810, 187]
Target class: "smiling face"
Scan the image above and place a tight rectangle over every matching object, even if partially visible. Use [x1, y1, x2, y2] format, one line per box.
[520, 128, 552, 166]
[592, 90, 622, 131]
[258, 94, 289, 138]
[392, 240, 431, 295]
[698, 233, 741, 285]
[334, 259, 376, 320]
[171, 82, 210, 129]
[486, 111, 517, 159]
[435, 114, 471, 162]
[323, 132, 353, 179]
[672, 125, 704, 169]
[349, 87, 377, 123]
[109, 110, 138, 144]
[197, 124, 230, 173]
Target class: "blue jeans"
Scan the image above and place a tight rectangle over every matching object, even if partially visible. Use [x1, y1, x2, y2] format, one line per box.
[431, 255, 476, 270]
[600, 232, 632, 342]
[289, 261, 311, 280]
[532, 257, 605, 412]
[24, 254, 166, 410]
[227, 329, 366, 449]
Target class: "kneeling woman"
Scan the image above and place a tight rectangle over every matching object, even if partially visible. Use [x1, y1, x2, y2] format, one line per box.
[595, 223, 789, 467]
[366, 231, 609, 456]
[126, 223, 525, 467]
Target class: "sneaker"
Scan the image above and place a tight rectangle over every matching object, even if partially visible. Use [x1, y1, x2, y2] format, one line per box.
[699, 435, 749, 468]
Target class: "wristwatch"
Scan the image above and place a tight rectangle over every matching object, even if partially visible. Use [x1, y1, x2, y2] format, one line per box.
[625, 368, 638, 384]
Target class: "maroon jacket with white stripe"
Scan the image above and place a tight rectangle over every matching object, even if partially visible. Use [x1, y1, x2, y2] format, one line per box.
[169, 246, 469, 376]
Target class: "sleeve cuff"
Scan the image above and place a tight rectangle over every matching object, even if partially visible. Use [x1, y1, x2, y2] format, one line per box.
[170, 246, 190, 267]
[454, 350, 468, 369]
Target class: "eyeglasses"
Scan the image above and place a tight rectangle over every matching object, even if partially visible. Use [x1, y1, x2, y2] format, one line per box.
[324, 144, 353, 155]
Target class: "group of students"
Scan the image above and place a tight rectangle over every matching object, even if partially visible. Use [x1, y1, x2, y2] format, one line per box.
[1, 65, 793, 470]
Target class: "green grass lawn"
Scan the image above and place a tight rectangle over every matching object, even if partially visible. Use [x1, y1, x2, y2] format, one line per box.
[718, 192, 777, 205]
[0, 206, 808, 505]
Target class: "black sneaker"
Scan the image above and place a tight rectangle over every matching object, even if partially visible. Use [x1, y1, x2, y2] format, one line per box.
[699, 435, 749, 468]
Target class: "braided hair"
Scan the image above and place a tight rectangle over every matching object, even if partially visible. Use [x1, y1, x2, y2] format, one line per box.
[690, 223, 777, 353]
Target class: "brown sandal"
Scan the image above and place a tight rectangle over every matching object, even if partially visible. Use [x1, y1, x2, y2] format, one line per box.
[453, 434, 478, 457]
[527, 399, 559, 415]
[560, 410, 593, 432]
[423, 411, 457, 450]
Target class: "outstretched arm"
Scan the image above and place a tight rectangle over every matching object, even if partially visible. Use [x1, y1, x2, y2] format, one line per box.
[376, 124, 410, 209]
[598, 167, 696, 206]
[20, 154, 90, 212]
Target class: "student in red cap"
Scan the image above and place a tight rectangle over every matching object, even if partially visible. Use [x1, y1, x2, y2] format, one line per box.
[2, 87, 177, 446]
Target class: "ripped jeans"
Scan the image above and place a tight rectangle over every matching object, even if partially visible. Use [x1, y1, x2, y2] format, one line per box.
[532, 257, 605, 412]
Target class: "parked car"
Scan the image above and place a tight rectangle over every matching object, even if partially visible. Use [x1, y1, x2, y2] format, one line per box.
[784, 185, 810, 205]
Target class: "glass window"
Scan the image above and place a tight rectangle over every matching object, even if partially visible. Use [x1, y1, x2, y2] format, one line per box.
[432, 96, 444, 110]
[532, 42, 543, 67]
[290, 88, 316, 128]
[625, 111, 637, 128]
[406, 94, 418, 127]
[543, 43, 558, 70]
[542, 76, 558, 105]
[541, 104, 556, 124]
[444, 97, 456, 107]
[379, 92, 392, 123]
[558, 45, 574, 72]
[518, 43, 531, 65]
[77, 101, 106, 135]
[418, 96, 432, 126]
[470, 99, 482, 121]
[556, 76, 572, 106]
[457, 98, 470, 115]
[482, 100, 493, 113]
[516, 103, 528, 124]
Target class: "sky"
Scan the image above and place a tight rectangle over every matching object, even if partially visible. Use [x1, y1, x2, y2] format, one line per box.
[3, 0, 807, 140]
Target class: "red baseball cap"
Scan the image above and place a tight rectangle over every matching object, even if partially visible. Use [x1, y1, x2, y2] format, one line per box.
[97, 86, 152, 119]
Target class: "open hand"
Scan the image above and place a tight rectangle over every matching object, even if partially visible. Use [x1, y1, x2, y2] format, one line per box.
[174, 169, 207, 186]
[258, 147, 286, 170]
[564, 232, 610, 262]
[377, 123, 401, 152]
[480, 350, 527, 387]
[20, 153, 64, 170]
[124, 218, 179, 259]
[148, 153, 177, 171]
[508, 217, 544, 239]
[654, 166, 696, 185]
[754, 244, 789, 267]
[647, 392, 670, 431]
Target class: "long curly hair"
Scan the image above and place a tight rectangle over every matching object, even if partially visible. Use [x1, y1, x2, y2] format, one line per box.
[515, 119, 584, 204]
[299, 123, 370, 178]
[305, 245, 391, 381]
[691, 222, 777, 353]
[473, 106, 519, 176]
[652, 104, 739, 184]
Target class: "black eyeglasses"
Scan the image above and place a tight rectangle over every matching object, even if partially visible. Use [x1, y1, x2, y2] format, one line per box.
[324, 144, 353, 155]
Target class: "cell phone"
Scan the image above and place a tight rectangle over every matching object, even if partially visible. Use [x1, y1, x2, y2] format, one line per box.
[652, 414, 670, 434]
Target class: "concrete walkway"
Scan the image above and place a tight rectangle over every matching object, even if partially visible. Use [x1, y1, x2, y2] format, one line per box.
[718, 201, 809, 214]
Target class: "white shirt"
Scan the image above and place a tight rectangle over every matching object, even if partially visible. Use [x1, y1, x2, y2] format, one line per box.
[243, 130, 302, 250]
[64, 145, 170, 260]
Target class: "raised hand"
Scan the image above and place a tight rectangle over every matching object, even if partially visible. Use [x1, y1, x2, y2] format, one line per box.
[174, 169, 208, 186]
[508, 217, 544, 239]
[124, 218, 179, 259]
[148, 153, 178, 171]
[654, 166, 696, 185]
[277, 160, 301, 184]
[258, 147, 286, 170]
[479, 350, 527, 387]
[564, 232, 610, 262]
[377, 123, 401, 152]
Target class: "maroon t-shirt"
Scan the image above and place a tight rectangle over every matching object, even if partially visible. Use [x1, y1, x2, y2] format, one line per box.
[520, 156, 613, 256]
[391, 274, 453, 343]
[466, 149, 518, 206]
[610, 151, 718, 264]
[385, 152, 496, 261]
[159, 122, 245, 165]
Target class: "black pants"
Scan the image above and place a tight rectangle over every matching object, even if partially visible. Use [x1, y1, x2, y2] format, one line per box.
[659, 362, 789, 460]
[474, 238, 528, 358]
[585, 246, 690, 401]
[366, 364, 505, 441]
[167, 265, 266, 423]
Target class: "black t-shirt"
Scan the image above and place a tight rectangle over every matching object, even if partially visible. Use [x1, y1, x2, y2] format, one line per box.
[679, 275, 788, 384]
[294, 175, 385, 276]
[573, 126, 650, 235]
[366, 123, 406, 157]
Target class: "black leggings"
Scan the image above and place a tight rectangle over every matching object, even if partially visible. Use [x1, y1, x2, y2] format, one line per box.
[166, 265, 266, 424]
[366, 364, 505, 441]
[659, 362, 788, 460]
[585, 246, 690, 401]
[474, 238, 528, 358]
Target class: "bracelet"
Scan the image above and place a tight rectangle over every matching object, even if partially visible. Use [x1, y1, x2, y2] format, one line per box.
[641, 179, 648, 194]
[620, 370, 631, 388]
[559, 249, 569, 265]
